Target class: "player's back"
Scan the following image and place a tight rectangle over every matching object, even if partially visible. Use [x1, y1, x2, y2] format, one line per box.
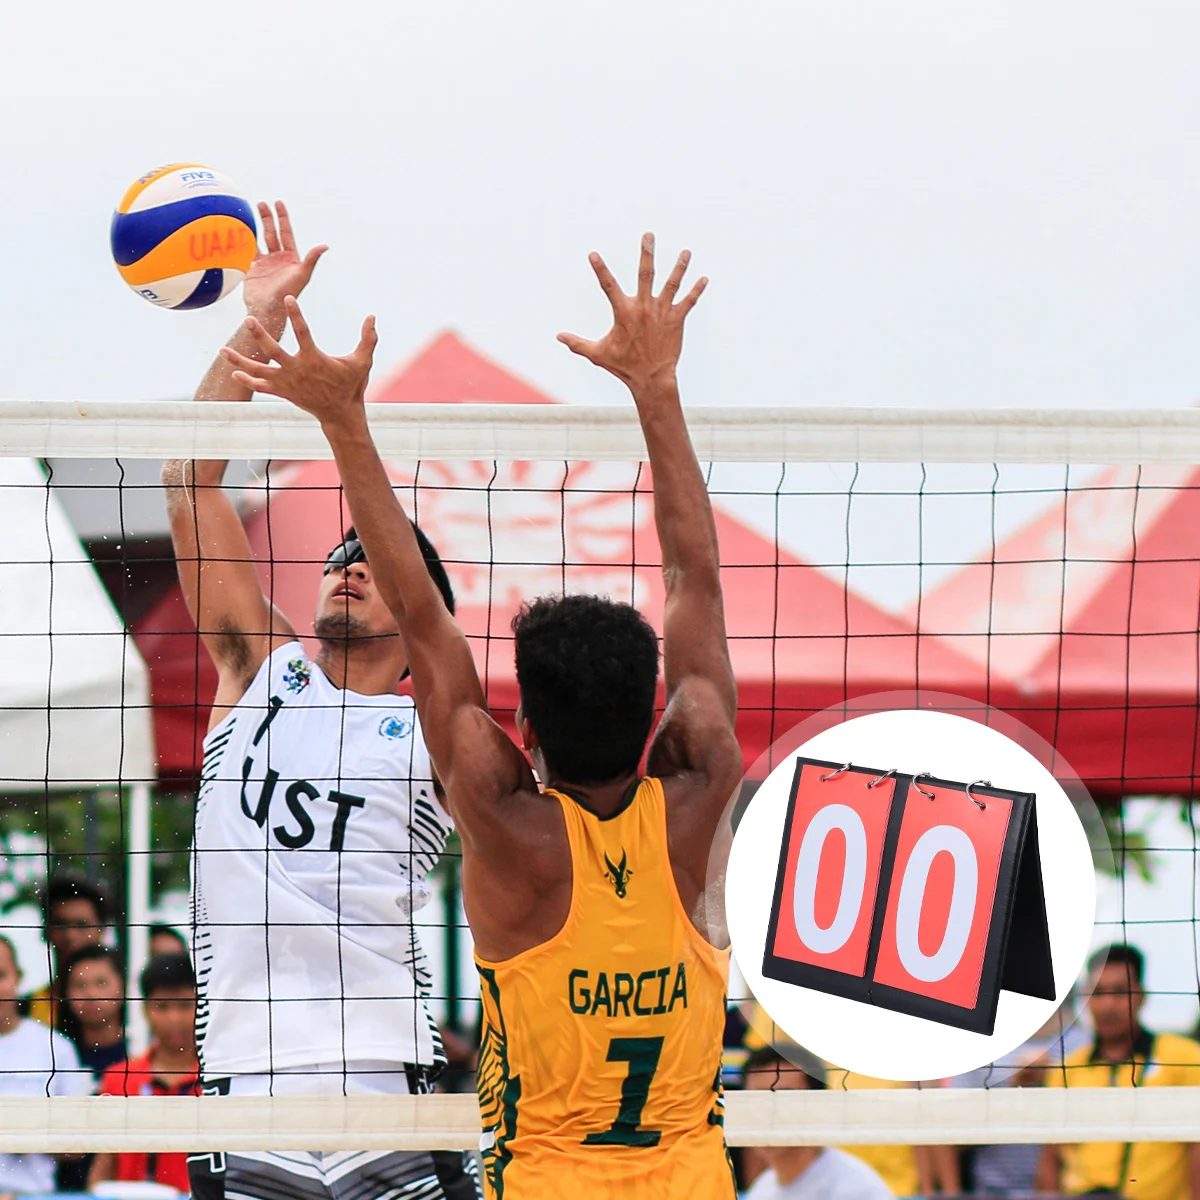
[474, 776, 734, 1199]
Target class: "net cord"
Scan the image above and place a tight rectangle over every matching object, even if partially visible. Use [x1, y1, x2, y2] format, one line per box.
[0, 1088, 1196, 1152]
[8, 400, 1200, 462]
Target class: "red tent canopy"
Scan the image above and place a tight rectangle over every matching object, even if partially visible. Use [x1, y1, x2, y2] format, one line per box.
[134, 333, 985, 779]
[915, 463, 1200, 797]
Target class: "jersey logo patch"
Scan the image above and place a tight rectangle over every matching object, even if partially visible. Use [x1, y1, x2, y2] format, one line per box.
[283, 657, 311, 693]
[379, 715, 412, 740]
[604, 850, 632, 899]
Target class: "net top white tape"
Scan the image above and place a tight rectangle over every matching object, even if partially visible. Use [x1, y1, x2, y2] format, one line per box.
[1, 1088, 1196, 1153]
[7, 399, 1200, 463]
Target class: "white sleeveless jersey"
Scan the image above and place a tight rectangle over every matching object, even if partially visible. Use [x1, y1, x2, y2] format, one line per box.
[192, 642, 452, 1078]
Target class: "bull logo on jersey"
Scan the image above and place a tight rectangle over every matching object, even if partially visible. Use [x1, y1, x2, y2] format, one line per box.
[379, 716, 412, 740]
[283, 657, 311, 693]
[604, 850, 632, 899]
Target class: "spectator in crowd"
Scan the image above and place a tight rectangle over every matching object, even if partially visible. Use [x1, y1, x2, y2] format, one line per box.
[950, 995, 1088, 1195]
[826, 1068, 959, 1196]
[62, 945, 127, 1081]
[89, 953, 200, 1193]
[148, 923, 189, 961]
[1037, 943, 1200, 1199]
[742, 1001, 955, 1196]
[0, 933, 91, 1195]
[26, 873, 109, 1034]
[741, 1044, 891, 1199]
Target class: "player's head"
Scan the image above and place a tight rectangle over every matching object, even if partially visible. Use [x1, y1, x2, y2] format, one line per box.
[512, 594, 659, 784]
[314, 525, 455, 667]
[42, 874, 109, 968]
[148, 924, 188, 961]
[0, 935, 21, 1004]
[742, 1043, 827, 1092]
[63, 944, 125, 1030]
[1087, 943, 1146, 1042]
[140, 953, 196, 1055]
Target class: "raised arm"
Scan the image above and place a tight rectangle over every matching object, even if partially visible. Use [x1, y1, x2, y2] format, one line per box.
[558, 235, 740, 796]
[162, 203, 324, 723]
[220, 299, 533, 821]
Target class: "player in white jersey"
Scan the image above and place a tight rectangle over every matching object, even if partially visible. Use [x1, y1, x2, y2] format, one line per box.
[162, 202, 479, 1200]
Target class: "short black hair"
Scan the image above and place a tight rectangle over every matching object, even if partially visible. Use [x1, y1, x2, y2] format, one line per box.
[140, 952, 195, 999]
[42, 874, 109, 927]
[334, 524, 456, 616]
[743, 1043, 827, 1089]
[512, 594, 660, 784]
[63, 944, 124, 984]
[1089, 943, 1145, 984]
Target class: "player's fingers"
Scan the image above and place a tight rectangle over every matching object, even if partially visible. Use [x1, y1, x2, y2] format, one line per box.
[557, 332, 598, 360]
[276, 201, 296, 253]
[220, 346, 267, 374]
[636, 232, 655, 300]
[676, 275, 708, 316]
[258, 202, 280, 254]
[230, 368, 277, 395]
[353, 315, 378, 366]
[301, 245, 329, 279]
[588, 253, 623, 306]
[283, 296, 315, 352]
[243, 315, 292, 362]
[660, 250, 691, 300]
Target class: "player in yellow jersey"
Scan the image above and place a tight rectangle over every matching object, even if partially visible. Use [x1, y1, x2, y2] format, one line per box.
[221, 234, 743, 1198]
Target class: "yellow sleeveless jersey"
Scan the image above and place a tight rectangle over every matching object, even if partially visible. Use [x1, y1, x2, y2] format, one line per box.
[474, 777, 734, 1199]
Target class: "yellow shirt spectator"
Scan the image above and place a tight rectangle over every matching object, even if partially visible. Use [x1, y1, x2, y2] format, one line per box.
[1047, 1029, 1200, 1199]
[827, 1070, 922, 1197]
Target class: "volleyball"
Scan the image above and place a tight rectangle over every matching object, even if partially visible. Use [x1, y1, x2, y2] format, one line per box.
[110, 163, 257, 310]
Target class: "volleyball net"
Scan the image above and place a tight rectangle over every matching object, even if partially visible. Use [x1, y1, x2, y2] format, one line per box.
[2, 399, 1200, 1154]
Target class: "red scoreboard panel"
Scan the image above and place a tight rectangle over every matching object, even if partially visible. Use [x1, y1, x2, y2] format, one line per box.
[762, 759, 1055, 1035]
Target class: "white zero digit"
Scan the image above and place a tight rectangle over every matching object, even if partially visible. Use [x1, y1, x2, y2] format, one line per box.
[792, 803, 868, 955]
[894, 824, 979, 983]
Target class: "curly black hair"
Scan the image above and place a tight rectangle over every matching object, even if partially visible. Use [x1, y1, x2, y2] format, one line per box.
[512, 594, 660, 784]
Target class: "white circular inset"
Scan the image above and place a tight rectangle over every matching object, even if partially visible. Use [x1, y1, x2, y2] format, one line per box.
[725, 708, 1096, 1081]
[792, 803, 868, 956]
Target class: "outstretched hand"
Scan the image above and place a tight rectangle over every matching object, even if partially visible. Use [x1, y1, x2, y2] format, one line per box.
[220, 296, 377, 426]
[558, 233, 706, 394]
[242, 201, 328, 318]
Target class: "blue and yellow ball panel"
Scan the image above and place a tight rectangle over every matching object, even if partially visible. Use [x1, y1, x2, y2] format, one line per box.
[111, 164, 257, 309]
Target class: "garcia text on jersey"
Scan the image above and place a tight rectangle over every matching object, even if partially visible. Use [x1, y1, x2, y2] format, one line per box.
[568, 963, 688, 1018]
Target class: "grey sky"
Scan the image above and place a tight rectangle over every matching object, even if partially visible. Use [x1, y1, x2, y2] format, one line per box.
[4, 0, 1200, 416]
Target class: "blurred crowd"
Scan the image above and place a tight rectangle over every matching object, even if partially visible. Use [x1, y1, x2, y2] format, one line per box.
[2, 875, 1199, 1199]
[0, 874, 199, 1194]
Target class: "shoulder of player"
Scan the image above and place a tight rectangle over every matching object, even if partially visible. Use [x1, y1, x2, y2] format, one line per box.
[453, 776, 559, 834]
[215, 637, 306, 705]
[658, 763, 742, 835]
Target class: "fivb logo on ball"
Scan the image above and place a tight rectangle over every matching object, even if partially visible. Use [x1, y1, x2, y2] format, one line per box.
[111, 163, 256, 310]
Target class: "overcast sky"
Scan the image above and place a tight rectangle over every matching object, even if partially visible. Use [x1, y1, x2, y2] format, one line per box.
[4, 0, 1200, 414]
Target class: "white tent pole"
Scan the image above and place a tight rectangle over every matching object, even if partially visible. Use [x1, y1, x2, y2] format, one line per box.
[126, 783, 151, 1055]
